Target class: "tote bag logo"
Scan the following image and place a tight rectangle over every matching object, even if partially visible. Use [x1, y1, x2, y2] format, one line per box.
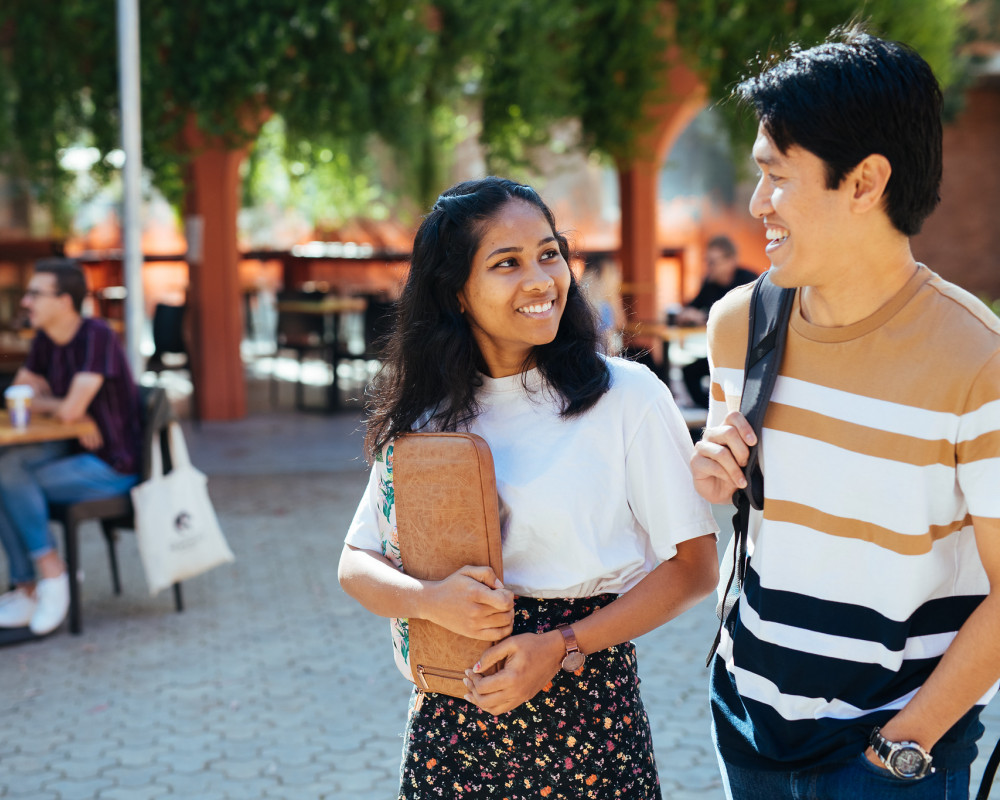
[170, 507, 203, 551]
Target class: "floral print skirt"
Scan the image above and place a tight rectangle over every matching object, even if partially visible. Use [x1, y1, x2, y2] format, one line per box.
[398, 594, 662, 800]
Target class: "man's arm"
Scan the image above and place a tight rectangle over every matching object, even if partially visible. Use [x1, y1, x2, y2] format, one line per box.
[29, 372, 104, 423]
[26, 371, 105, 451]
[13, 366, 52, 398]
[866, 515, 1000, 761]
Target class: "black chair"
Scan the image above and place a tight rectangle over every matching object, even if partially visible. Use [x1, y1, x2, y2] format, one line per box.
[146, 303, 198, 424]
[48, 386, 183, 635]
[359, 294, 396, 360]
[271, 290, 332, 409]
[335, 294, 396, 363]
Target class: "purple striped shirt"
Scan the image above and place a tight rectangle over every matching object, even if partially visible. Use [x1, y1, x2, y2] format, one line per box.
[25, 318, 141, 475]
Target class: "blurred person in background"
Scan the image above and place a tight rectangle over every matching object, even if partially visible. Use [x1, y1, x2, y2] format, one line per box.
[0, 259, 140, 636]
[677, 236, 756, 408]
[581, 254, 626, 354]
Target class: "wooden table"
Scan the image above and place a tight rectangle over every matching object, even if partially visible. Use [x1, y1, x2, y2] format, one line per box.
[625, 321, 707, 382]
[625, 320, 707, 344]
[275, 296, 368, 412]
[275, 296, 368, 316]
[0, 415, 98, 446]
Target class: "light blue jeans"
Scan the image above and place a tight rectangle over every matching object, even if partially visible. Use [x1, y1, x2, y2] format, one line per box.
[0, 442, 138, 584]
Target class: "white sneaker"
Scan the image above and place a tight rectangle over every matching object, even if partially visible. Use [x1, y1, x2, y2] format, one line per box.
[29, 574, 69, 635]
[0, 588, 37, 628]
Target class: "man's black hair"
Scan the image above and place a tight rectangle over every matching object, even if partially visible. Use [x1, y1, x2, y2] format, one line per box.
[707, 235, 737, 259]
[33, 257, 88, 313]
[736, 26, 943, 236]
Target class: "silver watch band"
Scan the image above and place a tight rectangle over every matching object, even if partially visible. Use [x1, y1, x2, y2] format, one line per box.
[869, 727, 934, 780]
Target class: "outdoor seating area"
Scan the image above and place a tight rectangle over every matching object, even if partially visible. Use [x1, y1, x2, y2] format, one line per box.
[1, 4, 999, 799]
[48, 385, 184, 636]
[271, 289, 369, 412]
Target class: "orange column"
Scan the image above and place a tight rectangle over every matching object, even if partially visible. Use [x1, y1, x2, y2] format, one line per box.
[618, 165, 660, 320]
[183, 120, 250, 421]
[617, 43, 706, 321]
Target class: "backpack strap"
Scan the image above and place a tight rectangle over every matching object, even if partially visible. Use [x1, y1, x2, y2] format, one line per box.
[740, 273, 796, 510]
[975, 736, 1000, 800]
[706, 273, 795, 666]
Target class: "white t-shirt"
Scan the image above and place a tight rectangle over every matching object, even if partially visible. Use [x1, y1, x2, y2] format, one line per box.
[346, 356, 717, 598]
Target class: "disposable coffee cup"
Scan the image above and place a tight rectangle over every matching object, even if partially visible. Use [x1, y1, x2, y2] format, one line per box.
[4, 385, 33, 430]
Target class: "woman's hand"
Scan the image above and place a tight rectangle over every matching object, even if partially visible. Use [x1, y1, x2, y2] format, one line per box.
[423, 565, 515, 641]
[338, 546, 514, 637]
[690, 411, 756, 504]
[462, 630, 565, 715]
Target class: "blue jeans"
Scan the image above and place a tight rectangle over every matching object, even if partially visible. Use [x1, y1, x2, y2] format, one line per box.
[0, 442, 138, 584]
[718, 751, 970, 800]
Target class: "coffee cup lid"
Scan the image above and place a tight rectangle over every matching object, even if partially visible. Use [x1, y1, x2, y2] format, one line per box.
[4, 385, 34, 399]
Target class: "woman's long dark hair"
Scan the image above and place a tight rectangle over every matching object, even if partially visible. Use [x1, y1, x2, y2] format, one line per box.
[364, 176, 610, 458]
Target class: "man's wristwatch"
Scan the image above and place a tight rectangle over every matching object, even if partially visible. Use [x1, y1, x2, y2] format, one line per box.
[868, 727, 934, 780]
[556, 624, 586, 672]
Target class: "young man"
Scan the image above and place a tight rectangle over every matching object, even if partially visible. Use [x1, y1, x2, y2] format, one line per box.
[0, 259, 141, 635]
[691, 29, 1000, 798]
[677, 235, 757, 407]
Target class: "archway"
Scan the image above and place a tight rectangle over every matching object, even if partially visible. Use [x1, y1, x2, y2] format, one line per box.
[616, 44, 706, 321]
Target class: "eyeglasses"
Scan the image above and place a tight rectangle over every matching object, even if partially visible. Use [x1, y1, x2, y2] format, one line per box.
[22, 289, 60, 299]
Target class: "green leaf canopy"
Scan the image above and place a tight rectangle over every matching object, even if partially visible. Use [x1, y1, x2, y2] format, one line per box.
[0, 0, 967, 218]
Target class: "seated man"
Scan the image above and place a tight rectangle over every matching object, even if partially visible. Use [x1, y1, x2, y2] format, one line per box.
[677, 236, 757, 407]
[0, 259, 141, 635]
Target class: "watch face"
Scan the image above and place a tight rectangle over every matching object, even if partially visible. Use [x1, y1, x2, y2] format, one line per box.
[890, 747, 926, 777]
[562, 651, 586, 672]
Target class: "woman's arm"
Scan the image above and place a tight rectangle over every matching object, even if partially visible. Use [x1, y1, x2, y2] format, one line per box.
[463, 533, 719, 715]
[338, 543, 515, 641]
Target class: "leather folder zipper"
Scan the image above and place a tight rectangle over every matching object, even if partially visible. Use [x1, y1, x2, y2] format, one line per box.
[415, 664, 467, 689]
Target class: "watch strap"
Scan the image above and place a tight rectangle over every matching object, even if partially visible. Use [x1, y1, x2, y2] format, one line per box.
[556, 624, 585, 671]
[868, 727, 934, 779]
[869, 727, 893, 762]
[557, 624, 579, 653]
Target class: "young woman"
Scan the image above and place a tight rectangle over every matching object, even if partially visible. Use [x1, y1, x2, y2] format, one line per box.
[338, 177, 718, 799]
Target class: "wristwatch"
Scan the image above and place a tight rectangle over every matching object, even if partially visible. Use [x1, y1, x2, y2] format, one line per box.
[556, 624, 586, 672]
[868, 727, 934, 780]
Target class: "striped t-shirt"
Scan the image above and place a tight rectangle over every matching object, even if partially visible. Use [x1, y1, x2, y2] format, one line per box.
[25, 318, 141, 475]
[707, 265, 1000, 771]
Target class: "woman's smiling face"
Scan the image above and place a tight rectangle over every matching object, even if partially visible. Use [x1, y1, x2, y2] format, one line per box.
[457, 199, 571, 378]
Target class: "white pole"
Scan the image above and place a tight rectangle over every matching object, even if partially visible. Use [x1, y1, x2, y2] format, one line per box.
[117, 0, 145, 377]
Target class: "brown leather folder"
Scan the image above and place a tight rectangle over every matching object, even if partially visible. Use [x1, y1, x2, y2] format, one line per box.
[393, 432, 505, 696]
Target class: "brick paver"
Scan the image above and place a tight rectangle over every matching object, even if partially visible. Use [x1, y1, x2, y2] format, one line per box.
[1, 403, 998, 799]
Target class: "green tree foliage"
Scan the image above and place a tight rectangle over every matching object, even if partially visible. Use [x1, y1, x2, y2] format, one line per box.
[0, 0, 971, 223]
[673, 0, 968, 146]
[0, 0, 674, 214]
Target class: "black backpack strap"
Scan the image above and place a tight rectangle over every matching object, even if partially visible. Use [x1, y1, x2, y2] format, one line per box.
[707, 273, 795, 666]
[741, 273, 796, 509]
[976, 737, 1000, 800]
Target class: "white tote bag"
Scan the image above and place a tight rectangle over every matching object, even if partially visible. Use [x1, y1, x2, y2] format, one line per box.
[132, 422, 234, 595]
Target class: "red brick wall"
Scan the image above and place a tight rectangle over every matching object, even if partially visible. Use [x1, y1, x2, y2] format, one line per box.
[913, 83, 1000, 301]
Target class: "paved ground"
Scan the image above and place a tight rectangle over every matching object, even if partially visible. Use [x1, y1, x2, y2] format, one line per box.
[1, 377, 999, 799]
